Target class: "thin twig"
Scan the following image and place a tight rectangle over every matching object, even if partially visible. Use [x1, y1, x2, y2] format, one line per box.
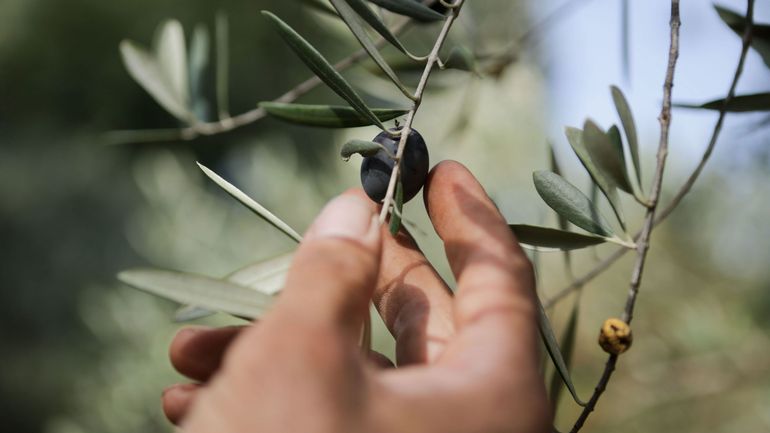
[568, 1, 681, 431]
[544, 0, 757, 310]
[378, 1, 465, 223]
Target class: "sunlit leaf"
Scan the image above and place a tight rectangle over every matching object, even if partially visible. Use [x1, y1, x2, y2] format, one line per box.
[389, 179, 404, 235]
[564, 127, 625, 230]
[533, 171, 614, 238]
[583, 120, 633, 194]
[509, 225, 607, 251]
[675, 92, 770, 112]
[610, 86, 641, 186]
[119, 40, 193, 122]
[197, 162, 303, 243]
[260, 102, 407, 127]
[189, 24, 211, 122]
[155, 20, 190, 114]
[262, 11, 385, 129]
[715, 5, 770, 69]
[119, 269, 273, 320]
[339, 0, 410, 54]
[536, 295, 586, 407]
[341, 139, 390, 160]
[367, 0, 445, 22]
[549, 297, 580, 413]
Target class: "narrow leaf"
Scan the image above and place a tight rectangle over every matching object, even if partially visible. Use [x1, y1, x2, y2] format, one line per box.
[341, 139, 390, 160]
[389, 179, 404, 235]
[715, 6, 770, 69]
[329, 0, 413, 97]
[533, 171, 614, 238]
[583, 120, 633, 194]
[155, 20, 190, 113]
[119, 40, 192, 121]
[340, 0, 409, 54]
[565, 127, 626, 230]
[260, 102, 407, 127]
[549, 297, 580, 413]
[198, 162, 303, 243]
[548, 143, 568, 232]
[675, 92, 770, 112]
[536, 295, 586, 407]
[174, 305, 215, 322]
[367, 0, 445, 22]
[509, 225, 607, 251]
[610, 86, 641, 186]
[262, 11, 385, 129]
[301, 0, 340, 17]
[189, 24, 212, 122]
[119, 269, 273, 320]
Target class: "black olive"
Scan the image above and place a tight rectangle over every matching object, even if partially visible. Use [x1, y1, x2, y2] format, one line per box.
[360, 128, 429, 204]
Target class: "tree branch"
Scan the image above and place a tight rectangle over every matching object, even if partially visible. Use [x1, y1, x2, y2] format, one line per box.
[378, 1, 465, 222]
[568, 1, 682, 430]
[545, 0, 756, 310]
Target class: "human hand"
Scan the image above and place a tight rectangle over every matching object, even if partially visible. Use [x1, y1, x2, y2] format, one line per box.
[162, 161, 550, 433]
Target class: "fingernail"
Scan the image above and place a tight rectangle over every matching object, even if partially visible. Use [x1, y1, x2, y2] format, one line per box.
[308, 195, 377, 241]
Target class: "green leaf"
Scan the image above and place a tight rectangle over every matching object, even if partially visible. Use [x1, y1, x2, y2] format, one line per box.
[197, 162, 303, 243]
[509, 225, 607, 251]
[367, 0, 446, 22]
[341, 139, 391, 160]
[548, 143, 568, 232]
[119, 269, 274, 320]
[119, 40, 193, 122]
[189, 24, 211, 122]
[300, 0, 340, 17]
[338, 0, 410, 54]
[564, 127, 625, 230]
[715, 5, 770, 69]
[260, 102, 407, 127]
[174, 253, 293, 322]
[329, 0, 413, 98]
[675, 92, 770, 112]
[610, 86, 641, 186]
[443, 46, 476, 72]
[262, 11, 385, 129]
[583, 120, 633, 194]
[389, 179, 404, 235]
[536, 295, 586, 407]
[533, 171, 614, 238]
[155, 20, 190, 114]
[548, 297, 580, 414]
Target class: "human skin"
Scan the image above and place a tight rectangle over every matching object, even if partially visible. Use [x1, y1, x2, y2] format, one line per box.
[161, 161, 551, 433]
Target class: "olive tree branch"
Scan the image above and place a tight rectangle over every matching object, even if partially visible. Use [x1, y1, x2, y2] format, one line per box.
[568, 1, 681, 431]
[377, 0, 465, 223]
[545, 0, 756, 310]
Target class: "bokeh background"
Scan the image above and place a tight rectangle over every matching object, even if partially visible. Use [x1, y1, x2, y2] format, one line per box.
[1, 0, 768, 432]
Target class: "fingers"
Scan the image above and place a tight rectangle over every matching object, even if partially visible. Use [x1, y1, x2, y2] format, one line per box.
[271, 192, 382, 343]
[170, 326, 244, 382]
[423, 161, 539, 368]
[374, 225, 455, 366]
[162, 383, 201, 425]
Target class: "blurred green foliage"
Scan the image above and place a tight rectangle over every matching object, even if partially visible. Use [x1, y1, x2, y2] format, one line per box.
[1, 1, 769, 433]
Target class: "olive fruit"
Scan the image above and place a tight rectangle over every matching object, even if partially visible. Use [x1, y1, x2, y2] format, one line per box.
[360, 128, 429, 204]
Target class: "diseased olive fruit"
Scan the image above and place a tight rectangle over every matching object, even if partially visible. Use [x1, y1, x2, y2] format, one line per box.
[360, 128, 429, 204]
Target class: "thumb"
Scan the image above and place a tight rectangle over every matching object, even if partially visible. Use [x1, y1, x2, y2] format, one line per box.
[273, 193, 382, 341]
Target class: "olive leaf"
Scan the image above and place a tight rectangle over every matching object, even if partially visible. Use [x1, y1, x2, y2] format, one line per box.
[536, 294, 586, 407]
[119, 24, 194, 122]
[118, 269, 274, 320]
[443, 46, 476, 72]
[583, 120, 633, 194]
[675, 92, 770, 112]
[533, 171, 615, 238]
[509, 225, 607, 251]
[197, 162, 303, 243]
[715, 5, 770, 69]
[548, 143, 568, 232]
[328, 0, 414, 98]
[189, 24, 211, 122]
[337, 0, 410, 55]
[340, 139, 394, 160]
[262, 11, 385, 129]
[389, 179, 404, 235]
[175, 253, 293, 322]
[549, 297, 580, 414]
[301, 0, 340, 17]
[563, 128, 626, 230]
[610, 86, 641, 186]
[260, 102, 407, 128]
[367, 0, 446, 22]
[155, 20, 190, 115]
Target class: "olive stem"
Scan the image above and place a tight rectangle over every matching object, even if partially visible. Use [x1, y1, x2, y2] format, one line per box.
[377, 0, 465, 223]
